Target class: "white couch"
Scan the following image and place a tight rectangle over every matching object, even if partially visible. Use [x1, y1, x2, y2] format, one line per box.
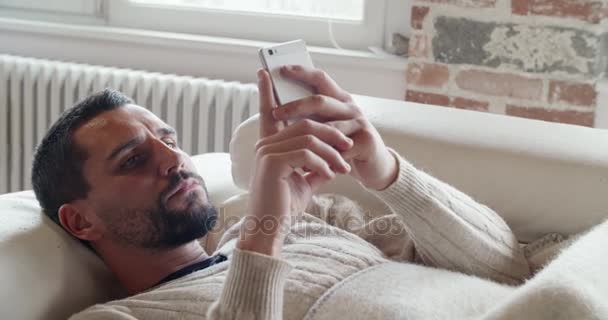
[2, 95, 608, 319]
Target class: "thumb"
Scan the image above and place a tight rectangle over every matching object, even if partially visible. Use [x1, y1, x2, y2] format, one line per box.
[258, 69, 283, 138]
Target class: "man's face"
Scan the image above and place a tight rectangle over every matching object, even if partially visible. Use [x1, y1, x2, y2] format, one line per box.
[73, 104, 217, 249]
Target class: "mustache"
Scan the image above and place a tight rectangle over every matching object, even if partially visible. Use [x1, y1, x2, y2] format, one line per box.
[160, 170, 205, 205]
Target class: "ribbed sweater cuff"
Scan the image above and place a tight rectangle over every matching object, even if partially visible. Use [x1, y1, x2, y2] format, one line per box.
[220, 248, 293, 318]
[367, 148, 431, 213]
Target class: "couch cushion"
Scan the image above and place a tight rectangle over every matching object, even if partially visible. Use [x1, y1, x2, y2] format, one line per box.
[0, 190, 124, 320]
[190, 153, 245, 205]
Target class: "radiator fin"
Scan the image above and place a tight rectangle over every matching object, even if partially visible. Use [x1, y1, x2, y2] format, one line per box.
[0, 55, 258, 193]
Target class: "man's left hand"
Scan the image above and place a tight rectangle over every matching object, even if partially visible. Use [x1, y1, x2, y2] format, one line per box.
[271, 65, 398, 190]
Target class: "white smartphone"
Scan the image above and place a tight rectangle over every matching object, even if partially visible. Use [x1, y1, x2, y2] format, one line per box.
[259, 39, 315, 107]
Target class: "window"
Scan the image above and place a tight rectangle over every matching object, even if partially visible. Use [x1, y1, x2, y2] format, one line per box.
[108, 0, 410, 51]
[132, 0, 365, 21]
[0, 0, 99, 15]
[1, 0, 411, 52]
[0, 0, 104, 24]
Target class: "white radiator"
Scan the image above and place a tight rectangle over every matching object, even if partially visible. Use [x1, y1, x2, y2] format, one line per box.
[0, 54, 259, 194]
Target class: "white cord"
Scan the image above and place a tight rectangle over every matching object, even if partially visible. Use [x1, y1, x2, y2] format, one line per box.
[327, 19, 344, 50]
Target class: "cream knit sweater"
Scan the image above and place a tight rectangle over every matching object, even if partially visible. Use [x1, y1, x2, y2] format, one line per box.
[70, 151, 531, 320]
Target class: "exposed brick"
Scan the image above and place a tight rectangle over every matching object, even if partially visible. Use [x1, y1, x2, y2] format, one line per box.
[415, 0, 496, 8]
[506, 105, 594, 126]
[409, 34, 430, 58]
[405, 91, 489, 112]
[433, 17, 599, 77]
[406, 62, 450, 88]
[511, 0, 528, 15]
[451, 97, 489, 111]
[548, 81, 597, 108]
[411, 6, 430, 30]
[406, 90, 450, 106]
[455, 69, 543, 100]
[602, 7, 608, 20]
[522, 0, 604, 24]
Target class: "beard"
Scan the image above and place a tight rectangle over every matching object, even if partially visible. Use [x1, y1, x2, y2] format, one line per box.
[103, 170, 218, 250]
[150, 170, 218, 248]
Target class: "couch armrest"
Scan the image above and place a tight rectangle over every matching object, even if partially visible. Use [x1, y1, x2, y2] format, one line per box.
[230, 95, 608, 241]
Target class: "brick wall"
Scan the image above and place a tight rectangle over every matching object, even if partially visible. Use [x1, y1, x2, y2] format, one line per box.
[406, 0, 608, 127]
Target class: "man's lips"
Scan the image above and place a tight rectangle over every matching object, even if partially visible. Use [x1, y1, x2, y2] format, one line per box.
[165, 178, 200, 202]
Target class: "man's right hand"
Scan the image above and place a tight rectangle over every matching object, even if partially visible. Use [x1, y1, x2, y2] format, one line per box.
[235, 69, 353, 257]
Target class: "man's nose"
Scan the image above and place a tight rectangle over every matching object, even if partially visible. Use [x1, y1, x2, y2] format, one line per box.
[156, 140, 184, 177]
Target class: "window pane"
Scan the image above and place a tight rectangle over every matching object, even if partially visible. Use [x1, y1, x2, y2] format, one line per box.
[131, 0, 365, 21]
[0, 0, 97, 14]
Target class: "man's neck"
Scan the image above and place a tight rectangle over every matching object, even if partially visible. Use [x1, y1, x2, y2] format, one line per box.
[95, 241, 209, 294]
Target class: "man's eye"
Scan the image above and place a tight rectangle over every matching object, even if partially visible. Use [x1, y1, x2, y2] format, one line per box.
[122, 154, 144, 169]
[164, 140, 178, 149]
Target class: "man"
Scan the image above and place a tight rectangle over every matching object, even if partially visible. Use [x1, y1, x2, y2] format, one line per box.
[32, 66, 531, 320]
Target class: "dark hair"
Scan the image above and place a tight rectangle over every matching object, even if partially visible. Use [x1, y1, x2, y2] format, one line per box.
[31, 88, 133, 231]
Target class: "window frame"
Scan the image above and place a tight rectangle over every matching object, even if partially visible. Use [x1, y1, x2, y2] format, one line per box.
[0, 0, 100, 15]
[106, 0, 398, 51]
[0, 0, 105, 24]
[0, 0, 412, 52]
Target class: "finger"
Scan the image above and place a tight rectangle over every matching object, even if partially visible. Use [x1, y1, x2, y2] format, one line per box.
[325, 118, 373, 161]
[340, 127, 378, 161]
[273, 94, 356, 122]
[280, 65, 351, 102]
[305, 172, 332, 191]
[265, 149, 335, 179]
[257, 135, 351, 174]
[258, 69, 283, 138]
[325, 118, 367, 137]
[341, 143, 363, 161]
[255, 119, 353, 152]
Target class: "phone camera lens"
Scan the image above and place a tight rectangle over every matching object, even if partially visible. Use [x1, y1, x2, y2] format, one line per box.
[269, 49, 274, 55]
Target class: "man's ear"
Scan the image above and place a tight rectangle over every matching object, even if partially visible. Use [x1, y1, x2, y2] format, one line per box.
[58, 203, 103, 241]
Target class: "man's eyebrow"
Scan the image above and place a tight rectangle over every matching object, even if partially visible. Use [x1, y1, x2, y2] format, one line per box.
[107, 136, 145, 161]
[157, 127, 177, 136]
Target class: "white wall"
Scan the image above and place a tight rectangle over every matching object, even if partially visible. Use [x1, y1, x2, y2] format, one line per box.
[0, 18, 407, 100]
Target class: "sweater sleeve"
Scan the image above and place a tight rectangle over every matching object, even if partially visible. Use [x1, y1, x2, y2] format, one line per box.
[206, 248, 293, 320]
[367, 149, 531, 284]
